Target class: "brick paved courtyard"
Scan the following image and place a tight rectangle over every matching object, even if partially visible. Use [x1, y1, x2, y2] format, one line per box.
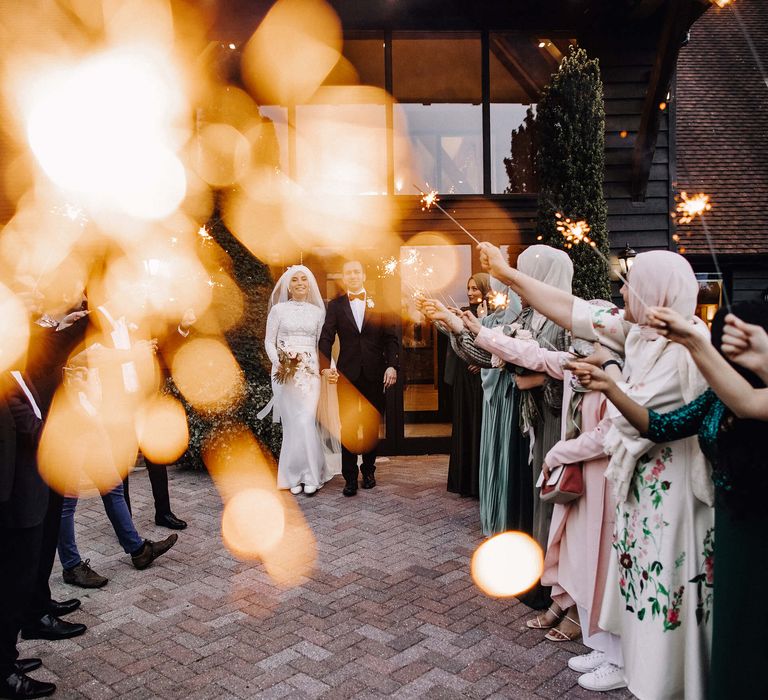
[21, 455, 633, 699]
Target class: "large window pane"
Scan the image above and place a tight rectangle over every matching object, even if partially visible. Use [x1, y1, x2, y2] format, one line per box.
[393, 35, 482, 195]
[296, 93, 387, 195]
[256, 106, 289, 174]
[489, 33, 569, 193]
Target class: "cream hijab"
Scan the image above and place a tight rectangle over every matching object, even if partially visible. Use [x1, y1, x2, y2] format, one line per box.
[516, 245, 574, 331]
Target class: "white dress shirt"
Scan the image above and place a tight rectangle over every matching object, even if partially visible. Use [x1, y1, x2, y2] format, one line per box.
[348, 288, 366, 332]
[10, 371, 42, 419]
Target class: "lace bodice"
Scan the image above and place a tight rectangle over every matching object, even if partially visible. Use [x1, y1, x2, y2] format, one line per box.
[265, 301, 325, 368]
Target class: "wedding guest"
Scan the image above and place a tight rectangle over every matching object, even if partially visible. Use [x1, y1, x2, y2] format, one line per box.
[21, 305, 90, 642]
[445, 273, 490, 498]
[123, 309, 197, 529]
[480, 243, 714, 699]
[471, 314, 626, 689]
[0, 372, 56, 699]
[421, 280, 524, 537]
[571, 300, 768, 700]
[319, 259, 399, 496]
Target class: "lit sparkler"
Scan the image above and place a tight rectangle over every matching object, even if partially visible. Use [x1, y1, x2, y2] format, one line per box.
[414, 185, 481, 244]
[198, 225, 213, 241]
[711, 0, 733, 8]
[555, 212, 595, 249]
[673, 192, 712, 225]
[488, 291, 509, 310]
[378, 256, 398, 277]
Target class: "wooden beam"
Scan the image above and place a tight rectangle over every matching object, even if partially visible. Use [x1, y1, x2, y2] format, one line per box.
[489, 34, 541, 102]
[630, 0, 707, 201]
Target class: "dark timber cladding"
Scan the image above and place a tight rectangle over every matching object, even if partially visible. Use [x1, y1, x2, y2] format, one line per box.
[317, 0, 710, 256]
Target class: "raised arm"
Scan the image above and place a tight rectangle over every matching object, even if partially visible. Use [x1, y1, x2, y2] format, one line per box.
[648, 307, 768, 420]
[474, 326, 566, 380]
[478, 242, 575, 331]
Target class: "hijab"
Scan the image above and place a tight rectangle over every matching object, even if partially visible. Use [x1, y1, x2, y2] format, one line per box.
[516, 245, 574, 331]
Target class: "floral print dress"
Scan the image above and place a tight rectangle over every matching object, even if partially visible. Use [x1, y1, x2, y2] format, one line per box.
[572, 298, 714, 700]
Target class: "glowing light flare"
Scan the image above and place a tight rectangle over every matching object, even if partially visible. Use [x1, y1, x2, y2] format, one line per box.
[222, 488, 286, 559]
[241, 0, 342, 105]
[0, 284, 30, 373]
[24, 46, 188, 220]
[134, 395, 189, 465]
[378, 256, 398, 277]
[38, 390, 139, 497]
[171, 337, 244, 412]
[555, 212, 595, 249]
[191, 123, 251, 188]
[471, 531, 544, 598]
[711, 0, 733, 8]
[674, 192, 712, 225]
[488, 291, 509, 310]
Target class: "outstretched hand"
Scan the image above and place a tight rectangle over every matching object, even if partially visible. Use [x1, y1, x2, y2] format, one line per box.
[566, 360, 616, 393]
[646, 306, 697, 344]
[477, 242, 510, 281]
[460, 310, 482, 335]
[721, 313, 768, 375]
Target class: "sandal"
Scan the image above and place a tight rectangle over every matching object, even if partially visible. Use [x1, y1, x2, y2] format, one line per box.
[525, 604, 564, 630]
[544, 614, 582, 642]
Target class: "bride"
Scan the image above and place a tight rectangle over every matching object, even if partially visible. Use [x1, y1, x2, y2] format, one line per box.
[264, 265, 338, 495]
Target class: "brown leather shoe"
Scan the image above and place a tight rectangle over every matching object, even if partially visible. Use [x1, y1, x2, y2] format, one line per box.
[131, 534, 178, 570]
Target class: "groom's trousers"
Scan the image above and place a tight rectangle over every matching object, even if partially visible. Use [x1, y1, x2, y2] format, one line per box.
[337, 375, 384, 484]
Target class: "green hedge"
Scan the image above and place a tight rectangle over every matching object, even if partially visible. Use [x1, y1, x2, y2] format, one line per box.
[535, 46, 611, 301]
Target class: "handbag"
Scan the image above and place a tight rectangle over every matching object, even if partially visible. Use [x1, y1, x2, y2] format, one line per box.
[536, 463, 584, 504]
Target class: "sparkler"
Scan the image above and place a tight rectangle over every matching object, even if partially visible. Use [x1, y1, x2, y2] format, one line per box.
[553, 213, 648, 311]
[198, 225, 214, 242]
[488, 291, 509, 310]
[673, 192, 712, 225]
[415, 186, 481, 245]
[555, 213, 595, 249]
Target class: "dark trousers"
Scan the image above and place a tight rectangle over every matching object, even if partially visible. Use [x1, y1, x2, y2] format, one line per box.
[338, 375, 384, 485]
[0, 524, 43, 677]
[26, 489, 63, 622]
[123, 462, 171, 517]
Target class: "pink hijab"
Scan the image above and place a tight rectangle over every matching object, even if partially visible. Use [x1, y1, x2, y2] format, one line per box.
[625, 251, 698, 327]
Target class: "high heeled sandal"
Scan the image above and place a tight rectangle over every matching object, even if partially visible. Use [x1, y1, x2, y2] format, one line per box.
[544, 615, 581, 642]
[525, 605, 564, 630]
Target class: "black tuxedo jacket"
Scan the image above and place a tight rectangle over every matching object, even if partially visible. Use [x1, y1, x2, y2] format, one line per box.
[319, 294, 399, 384]
[0, 373, 47, 529]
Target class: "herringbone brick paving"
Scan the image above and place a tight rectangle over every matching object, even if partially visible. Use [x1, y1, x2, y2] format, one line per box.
[21, 455, 633, 699]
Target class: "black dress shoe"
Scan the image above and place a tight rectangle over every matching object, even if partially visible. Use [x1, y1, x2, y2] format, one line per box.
[154, 512, 187, 530]
[20, 614, 87, 641]
[131, 534, 178, 570]
[361, 475, 376, 489]
[48, 598, 81, 617]
[342, 483, 358, 497]
[13, 660, 41, 675]
[0, 672, 55, 699]
[0, 673, 56, 698]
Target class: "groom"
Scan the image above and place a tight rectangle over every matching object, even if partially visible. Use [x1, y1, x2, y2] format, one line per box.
[319, 259, 399, 496]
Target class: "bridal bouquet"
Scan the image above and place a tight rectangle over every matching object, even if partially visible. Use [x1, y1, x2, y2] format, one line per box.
[274, 346, 315, 393]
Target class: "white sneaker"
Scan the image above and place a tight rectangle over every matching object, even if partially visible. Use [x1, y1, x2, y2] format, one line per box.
[578, 662, 627, 692]
[290, 485, 303, 495]
[568, 650, 606, 673]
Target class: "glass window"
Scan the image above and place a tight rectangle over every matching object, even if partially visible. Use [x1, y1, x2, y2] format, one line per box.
[489, 34, 569, 193]
[393, 35, 482, 195]
[256, 106, 289, 174]
[295, 88, 387, 195]
[325, 38, 386, 89]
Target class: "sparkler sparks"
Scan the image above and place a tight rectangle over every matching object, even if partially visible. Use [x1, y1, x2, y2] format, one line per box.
[198, 225, 214, 242]
[711, 0, 733, 7]
[420, 189, 439, 211]
[555, 213, 595, 249]
[488, 291, 509, 310]
[377, 256, 398, 277]
[673, 192, 712, 225]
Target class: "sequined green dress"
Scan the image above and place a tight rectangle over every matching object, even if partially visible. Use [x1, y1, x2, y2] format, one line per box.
[647, 389, 766, 700]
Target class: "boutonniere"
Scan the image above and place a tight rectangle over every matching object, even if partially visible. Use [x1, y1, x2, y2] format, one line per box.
[366, 297, 375, 309]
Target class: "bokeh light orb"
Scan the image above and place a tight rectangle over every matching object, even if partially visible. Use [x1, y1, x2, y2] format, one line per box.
[471, 531, 544, 598]
[135, 395, 189, 465]
[221, 488, 286, 560]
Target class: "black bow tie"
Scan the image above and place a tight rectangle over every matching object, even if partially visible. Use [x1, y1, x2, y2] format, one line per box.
[348, 292, 365, 301]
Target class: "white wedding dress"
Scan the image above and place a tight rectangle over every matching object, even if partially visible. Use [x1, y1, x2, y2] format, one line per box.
[265, 300, 338, 490]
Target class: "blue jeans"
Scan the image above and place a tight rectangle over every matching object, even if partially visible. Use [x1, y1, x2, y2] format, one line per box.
[58, 482, 144, 570]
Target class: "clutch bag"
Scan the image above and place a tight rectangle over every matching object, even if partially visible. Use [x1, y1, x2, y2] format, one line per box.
[536, 463, 584, 504]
